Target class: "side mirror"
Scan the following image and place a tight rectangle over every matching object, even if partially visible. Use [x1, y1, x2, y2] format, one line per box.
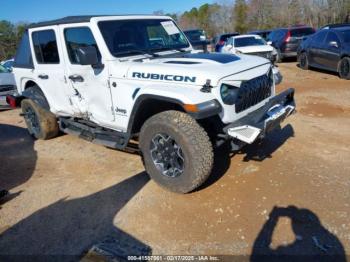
[76, 46, 100, 67]
[329, 41, 339, 48]
[226, 44, 233, 50]
[267, 41, 272, 45]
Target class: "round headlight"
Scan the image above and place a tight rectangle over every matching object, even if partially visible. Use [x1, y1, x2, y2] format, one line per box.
[220, 84, 239, 105]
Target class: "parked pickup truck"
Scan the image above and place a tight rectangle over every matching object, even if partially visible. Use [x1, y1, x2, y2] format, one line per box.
[8, 15, 295, 193]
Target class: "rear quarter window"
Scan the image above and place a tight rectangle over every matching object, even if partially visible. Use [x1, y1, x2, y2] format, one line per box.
[14, 31, 34, 69]
[341, 30, 350, 43]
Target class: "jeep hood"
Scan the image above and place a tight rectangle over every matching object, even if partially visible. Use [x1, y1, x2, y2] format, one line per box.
[113, 53, 271, 87]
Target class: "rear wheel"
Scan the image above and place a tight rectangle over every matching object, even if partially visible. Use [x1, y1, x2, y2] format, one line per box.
[338, 57, 350, 80]
[21, 99, 59, 140]
[298, 52, 309, 70]
[139, 110, 213, 193]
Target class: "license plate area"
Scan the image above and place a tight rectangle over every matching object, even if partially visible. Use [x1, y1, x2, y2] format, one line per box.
[264, 104, 295, 133]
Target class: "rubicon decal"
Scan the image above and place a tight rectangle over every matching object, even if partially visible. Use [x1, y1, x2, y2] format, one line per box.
[132, 72, 196, 83]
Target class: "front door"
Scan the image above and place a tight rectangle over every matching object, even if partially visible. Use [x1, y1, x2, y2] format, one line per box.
[320, 32, 341, 70]
[60, 25, 115, 128]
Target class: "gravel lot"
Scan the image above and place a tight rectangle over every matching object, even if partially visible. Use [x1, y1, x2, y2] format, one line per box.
[1, 62, 349, 259]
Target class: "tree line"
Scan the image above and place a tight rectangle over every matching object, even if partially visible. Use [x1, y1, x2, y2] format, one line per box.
[1, 0, 349, 60]
[174, 0, 350, 36]
[0, 21, 28, 61]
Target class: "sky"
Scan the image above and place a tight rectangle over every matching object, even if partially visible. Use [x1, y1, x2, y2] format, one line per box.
[1, 0, 213, 24]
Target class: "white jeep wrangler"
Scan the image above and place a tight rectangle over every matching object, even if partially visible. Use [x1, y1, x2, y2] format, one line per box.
[9, 15, 295, 193]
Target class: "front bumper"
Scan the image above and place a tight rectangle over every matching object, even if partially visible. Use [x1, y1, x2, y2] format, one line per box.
[223, 88, 295, 144]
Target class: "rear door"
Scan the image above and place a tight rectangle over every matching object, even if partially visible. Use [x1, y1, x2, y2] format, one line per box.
[319, 31, 342, 70]
[30, 27, 76, 114]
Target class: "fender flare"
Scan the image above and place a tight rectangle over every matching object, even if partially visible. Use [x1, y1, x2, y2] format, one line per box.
[127, 94, 185, 133]
[127, 94, 222, 134]
[22, 85, 50, 110]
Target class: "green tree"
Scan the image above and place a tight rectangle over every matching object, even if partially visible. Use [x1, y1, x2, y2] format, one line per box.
[234, 0, 248, 33]
[0, 21, 29, 60]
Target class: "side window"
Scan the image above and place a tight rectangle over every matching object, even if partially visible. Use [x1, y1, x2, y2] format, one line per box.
[311, 30, 328, 45]
[32, 30, 60, 64]
[266, 31, 275, 41]
[64, 27, 101, 64]
[278, 30, 287, 40]
[325, 32, 340, 46]
[14, 30, 34, 68]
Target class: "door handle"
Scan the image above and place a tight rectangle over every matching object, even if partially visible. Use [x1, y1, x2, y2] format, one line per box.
[38, 74, 49, 80]
[68, 75, 84, 82]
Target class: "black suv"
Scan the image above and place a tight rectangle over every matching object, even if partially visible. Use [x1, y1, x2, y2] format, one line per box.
[267, 26, 315, 62]
[211, 33, 239, 52]
[298, 24, 350, 79]
[183, 29, 210, 51]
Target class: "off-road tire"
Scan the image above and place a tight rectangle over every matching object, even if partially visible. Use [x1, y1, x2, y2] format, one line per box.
[21, 99, 59, 140]
[139, 110, 214, 193]
[298, 52, 309, 70]
[338, 57, 350, 80]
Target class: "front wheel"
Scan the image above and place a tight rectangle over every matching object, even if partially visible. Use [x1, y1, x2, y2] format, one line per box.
[338, 57, 350, 80]
[298, 52, 309, 70]
[139, 110, 214, 193]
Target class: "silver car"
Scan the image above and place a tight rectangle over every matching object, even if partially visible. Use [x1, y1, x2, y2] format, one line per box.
[0, 64, 16, 109]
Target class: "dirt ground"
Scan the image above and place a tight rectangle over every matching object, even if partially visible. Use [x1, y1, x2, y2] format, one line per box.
[1, 62, 350, 259]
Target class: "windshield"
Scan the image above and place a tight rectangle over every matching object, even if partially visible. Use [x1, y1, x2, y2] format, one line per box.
[234, 37, 266, 47]
[98, 19, 190, 57]
[0, 64, 9, 73]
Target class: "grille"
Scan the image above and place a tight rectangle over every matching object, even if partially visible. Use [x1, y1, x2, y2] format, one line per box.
[0, 85, 15, 93]
[235, 70, 273, 113]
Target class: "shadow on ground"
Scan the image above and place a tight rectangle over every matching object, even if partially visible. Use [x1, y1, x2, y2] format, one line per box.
[0, 124, 37, 206]
[251, 206, 345, 262]
[199, 124, 294, 190]
[197, 141, 233, 190]
[0, 172, 151, 260]
[296, 63, 340, 78]
[240, 124, 294, 162]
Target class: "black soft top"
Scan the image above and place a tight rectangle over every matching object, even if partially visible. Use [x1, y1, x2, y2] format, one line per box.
[27, 15, 161, 29]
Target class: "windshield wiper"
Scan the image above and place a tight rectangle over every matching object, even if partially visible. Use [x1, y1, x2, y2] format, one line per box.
[114, 49, 160, 58]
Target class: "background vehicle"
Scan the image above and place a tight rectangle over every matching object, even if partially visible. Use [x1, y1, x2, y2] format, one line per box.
[9, 15, 295, 194]
[211, 32, 239, 52]
[183, 29, 210, 52]
[0, 64, 16, 109]
[183, 29, 210, 51]
[267, 26, 315, 62]
[298, 24, 350, 79]
[248, 30, 272, 41]
[221, 34, 277, 63]
[1, 59, 15, 71]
